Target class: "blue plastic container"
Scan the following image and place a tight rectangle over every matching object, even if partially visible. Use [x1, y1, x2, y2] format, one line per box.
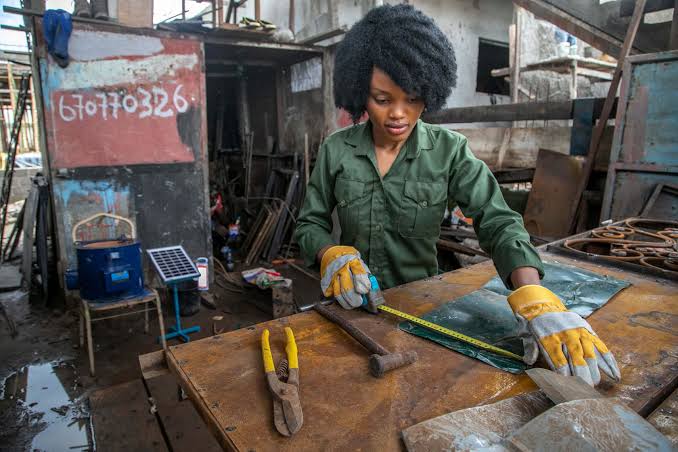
[75, 239, 144, 301]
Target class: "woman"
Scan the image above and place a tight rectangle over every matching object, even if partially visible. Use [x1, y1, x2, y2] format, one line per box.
[294, 4, 619, 386]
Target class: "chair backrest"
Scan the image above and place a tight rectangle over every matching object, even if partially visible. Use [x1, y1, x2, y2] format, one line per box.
[72, 213, 136, 244]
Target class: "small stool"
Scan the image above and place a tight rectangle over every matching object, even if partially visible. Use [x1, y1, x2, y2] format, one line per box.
[79, 288, 167, 376]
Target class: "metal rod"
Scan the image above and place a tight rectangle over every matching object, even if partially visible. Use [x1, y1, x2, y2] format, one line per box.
[3, 5, 113, 25]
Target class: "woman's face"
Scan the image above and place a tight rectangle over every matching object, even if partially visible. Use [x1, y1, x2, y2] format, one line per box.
[365, 67, 425, 146]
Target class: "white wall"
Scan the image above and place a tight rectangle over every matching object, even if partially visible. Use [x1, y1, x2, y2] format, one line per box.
[401, 0, 514, 108]
[241, 0, 513, 108]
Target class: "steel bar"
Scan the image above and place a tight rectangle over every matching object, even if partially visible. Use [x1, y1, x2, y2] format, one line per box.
[423, 98, 615, 124]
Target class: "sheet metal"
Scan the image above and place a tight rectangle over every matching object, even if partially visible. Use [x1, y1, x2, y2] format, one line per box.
[399, 262, 630, 374]
[601, 50, 678, 220]
[523, 149, 585, 240]
[40, 29, 203, 168]
[34, 22, 211, 289]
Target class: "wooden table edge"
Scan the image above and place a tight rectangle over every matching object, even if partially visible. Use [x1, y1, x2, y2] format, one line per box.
[167, 347, 239, 451]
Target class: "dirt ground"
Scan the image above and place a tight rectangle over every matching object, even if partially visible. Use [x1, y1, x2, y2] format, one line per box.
[0, 262, 319, 451]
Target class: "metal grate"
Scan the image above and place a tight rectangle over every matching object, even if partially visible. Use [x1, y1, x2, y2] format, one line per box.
[146, 246, 200, 284]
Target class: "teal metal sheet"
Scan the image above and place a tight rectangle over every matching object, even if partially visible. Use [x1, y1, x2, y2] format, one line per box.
[399, 262, 631, 373]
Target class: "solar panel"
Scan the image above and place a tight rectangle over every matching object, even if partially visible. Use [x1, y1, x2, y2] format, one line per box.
[146, 246, 200, 284]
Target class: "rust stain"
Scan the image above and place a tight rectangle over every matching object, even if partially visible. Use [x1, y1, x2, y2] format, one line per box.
[621, 85, 649, 163]
[629, 311, 678, 336]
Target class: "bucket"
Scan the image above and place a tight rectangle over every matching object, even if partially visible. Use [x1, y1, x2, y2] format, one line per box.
[75, 239, 144, 301]
[71, 213, 143, 301]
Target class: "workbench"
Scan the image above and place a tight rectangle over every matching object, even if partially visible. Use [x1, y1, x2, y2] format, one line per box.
[166, 251, 677, 451]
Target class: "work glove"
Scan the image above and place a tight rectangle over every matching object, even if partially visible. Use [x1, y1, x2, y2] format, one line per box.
[320, 246, 371, 310]
[507, 285, 621, 386]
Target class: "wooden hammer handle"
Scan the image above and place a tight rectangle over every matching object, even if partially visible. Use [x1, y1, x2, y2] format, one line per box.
[314, 303, 390, 356]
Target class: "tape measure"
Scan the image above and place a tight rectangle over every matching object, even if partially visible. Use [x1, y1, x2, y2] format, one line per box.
[377, 304, 524, 361]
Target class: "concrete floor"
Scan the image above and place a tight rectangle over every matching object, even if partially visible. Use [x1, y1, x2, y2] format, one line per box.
[0, 263, 319, 451]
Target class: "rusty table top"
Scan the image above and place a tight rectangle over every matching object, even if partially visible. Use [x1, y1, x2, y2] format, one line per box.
[166, 252, 678, 451]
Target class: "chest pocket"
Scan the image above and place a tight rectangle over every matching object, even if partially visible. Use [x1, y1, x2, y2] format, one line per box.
[334, 177, 367, 241]
[398, 180, 447, 238]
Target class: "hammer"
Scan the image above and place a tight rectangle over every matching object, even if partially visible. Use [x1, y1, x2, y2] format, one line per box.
[314, 303, 418, 378]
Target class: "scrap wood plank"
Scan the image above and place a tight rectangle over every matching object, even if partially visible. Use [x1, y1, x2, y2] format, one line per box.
[647, 387, 678, 447]
[525, 368, 604, 405]
[402, 391, 553, 452]
[523, 149, 585, 240]
[20, 183, 38, 288]
[145, 373, 222, 452]
[89, 379, 167, 452]
[165, 251, 677, 451]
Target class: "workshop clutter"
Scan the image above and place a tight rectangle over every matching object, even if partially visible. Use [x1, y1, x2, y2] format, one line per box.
[242, 267, 290, 289]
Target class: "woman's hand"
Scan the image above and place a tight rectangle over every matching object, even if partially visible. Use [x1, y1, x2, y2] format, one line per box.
[319, 246, 372, 309]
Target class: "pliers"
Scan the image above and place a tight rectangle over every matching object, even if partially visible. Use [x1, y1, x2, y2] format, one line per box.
[261, 327, 303, 436]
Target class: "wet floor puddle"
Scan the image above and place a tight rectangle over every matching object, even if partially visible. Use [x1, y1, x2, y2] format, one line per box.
[2, 361, 92, 451]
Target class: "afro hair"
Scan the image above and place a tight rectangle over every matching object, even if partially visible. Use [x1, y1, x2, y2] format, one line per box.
[333, 4, 457, 123]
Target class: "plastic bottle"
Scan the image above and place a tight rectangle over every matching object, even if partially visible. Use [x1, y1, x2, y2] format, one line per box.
[196, 257, 209, 291]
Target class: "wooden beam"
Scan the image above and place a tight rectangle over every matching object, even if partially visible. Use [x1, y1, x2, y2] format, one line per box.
[0, 24, 27, 32]
[437, 239, 489, 258]
[29, 74, 39, 153]
[620, 0, 674, 17]
[423, 98, 615, 124]
[217, 0, 224, 27]
[568, 0, 647, 234]
[6, 63, 16, 117]
[512, 0, 626, 58]
[298, 26, 347, 45]
[205, 58, 276, 67]
[671, 0, 678, 50]
[3, 5, 116, 25]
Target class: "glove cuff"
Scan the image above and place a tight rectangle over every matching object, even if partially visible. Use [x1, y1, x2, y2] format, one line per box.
[320, 245, 359, 274]
[507, 285, 566, 321]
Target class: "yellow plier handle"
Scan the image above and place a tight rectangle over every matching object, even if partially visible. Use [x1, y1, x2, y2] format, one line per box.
[261, 327, 298, 372]
[261, 327, 303, 437]
[284, 327, 298, 369]
[261, 329, 275, 373]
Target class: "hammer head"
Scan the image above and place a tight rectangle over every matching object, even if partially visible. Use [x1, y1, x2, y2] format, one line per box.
[368, 351, 418, 378]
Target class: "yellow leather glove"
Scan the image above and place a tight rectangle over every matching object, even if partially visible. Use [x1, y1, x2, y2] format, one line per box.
[507, 285, 621, 386]
[320, 246, 371, 309]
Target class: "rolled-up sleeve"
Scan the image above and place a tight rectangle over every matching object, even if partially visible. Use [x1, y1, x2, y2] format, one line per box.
[294, 143, 337, 267]
[448, 138, 544, 288]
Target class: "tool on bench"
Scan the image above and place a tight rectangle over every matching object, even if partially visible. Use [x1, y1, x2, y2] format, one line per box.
[313, 303, 418, 378]
[361, 275, 524, 362]
[261, 327, 303, 436]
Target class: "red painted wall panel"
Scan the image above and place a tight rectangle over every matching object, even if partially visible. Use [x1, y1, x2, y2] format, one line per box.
[41, 34, 204, 168]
